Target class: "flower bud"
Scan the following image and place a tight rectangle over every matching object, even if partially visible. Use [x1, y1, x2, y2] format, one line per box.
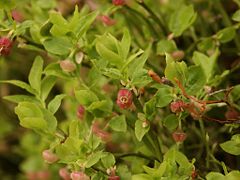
[0, 37, 13, 56]
[37, 170, 50, 180]
[172, 130, 187, 143]
[171, 50, 185, 61]
[148, 70, 162, 83]
[101, 15, 116, 26]
[116, 89, 133, 109]
[225, 108, 239, 120]
[59, 168, 71, 180]
[60, 60, 76, 72]
[70, 172, 90, 180]
[42, 149, 59, 164]
[170, 100, 185, 113]
[112, 0, 125, 6]
[108, 176, 120, 180]
[11, 9, 24, 22]
[77, 105, 85, 120]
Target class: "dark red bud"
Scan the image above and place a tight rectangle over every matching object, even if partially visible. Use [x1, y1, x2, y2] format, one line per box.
[172, 130, 187, 143]
[116, 89, 133, 109]
[112, 0, 125, 6]
[42, 149, 59, 164]
[108, 176, 120, 180]
[225, 108, 239, 120]
[0, 37, 13, 56]
[77, 105, 85, 120]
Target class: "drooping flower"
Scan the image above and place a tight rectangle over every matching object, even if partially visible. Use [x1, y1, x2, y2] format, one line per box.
[0, 37, 13, 56]
[116, 89, 133, 109]
[42, 149, 59, 164]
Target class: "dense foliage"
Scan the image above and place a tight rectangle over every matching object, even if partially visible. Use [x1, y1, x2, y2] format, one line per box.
[0, 0, 240, 179]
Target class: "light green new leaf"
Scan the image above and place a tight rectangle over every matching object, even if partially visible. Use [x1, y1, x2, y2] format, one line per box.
[43, 36, 73, 55]
[48, 94, 66, 114]
[0, 80, 36, 95]
[96, 42, 123, 67]
[3, 95, 40, 104]
[220, 134, 240, 155]
[29, 56, 43, 94]
[232, 9, 240, 22]
[75, 89, 98, 106]
[40, 76, 57, 101]
[135, 119, 150, 141]
[169, 5, 197, 36]
[101, 153, 115, 168]
[132, 174, 153, 180]
[85, 151, 104, 168]
[192, 50, 219, 80]
[121, 28, 131, 60]
[157, 39, 177, 55]
[216, 27, 236, 43]
[109, 115, 127, 132]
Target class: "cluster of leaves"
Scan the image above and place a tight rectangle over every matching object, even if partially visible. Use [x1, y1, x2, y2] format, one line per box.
[1, 0, 240, 179]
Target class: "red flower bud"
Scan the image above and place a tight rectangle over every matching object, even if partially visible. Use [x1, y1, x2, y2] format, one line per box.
[191, 170, 198, 180]
[225, 108, 239, 120]
[37, 170, 50, 180]
[60, 60, 76, 72]
[170, 100, 185, 113]
[70, 172, 90, 180]
[116, 89, 133, 109]
[77, 105, 85, 120]
[101, 15, 116, 26]
[92, 121, 112, 142]
[59, 168, 71, 180]
[172, 130, 187, 143]
[42, 149, 59, 164]
[108, 176, 120, 180]
[11, 9, 24, 22]
[112, 0, 125, 6]
[0, 37, 13, 56]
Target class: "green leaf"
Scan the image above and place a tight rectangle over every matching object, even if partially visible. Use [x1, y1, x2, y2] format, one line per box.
[206, 172, 225, 180]
[157, 39, 177, 55]
[0, 80, 36, 95]
[3, 95, 39, 104]
[216, 27, 236, 43]
[44, 63, 72, 79]
[40, 76, 57, 101]
[101, 68, 123, 80]
[48, 94, 66, 114]
[129, 45, 151, 77]
[75, 90, 99, 106]
[101, 153, 116, 168]
[144, 97, 157, 121]
[165, 54, 188, 84]
[220, 134, 240, 155]
[143, 161, 167, 178]
[131, 69, 152, 88]
[85, 151, 104, 168]
[192, 50, 219, 80]
[109, 115, 127, 132]
[96, 41, 123, 67]
[132, 174, 153, 180]
[15, 102, 47, 130]
[42, 36, 73, 55]
[231, 85, 240, 101]
[87, 100, 113, 117]
[185, 65, 206, 95]
[155, 85, 174, 108]
[226, 171, 240, 179]
[121, 28, 131, 60]
[232, 9, 240, 22]
[135, 119, 150, 141]
[197, 38, 215, 52]
[169, 5, 197, 36]
[28, 56, 43, 94]
[162, 114, 179, 131]
[72, 11, 98, 38]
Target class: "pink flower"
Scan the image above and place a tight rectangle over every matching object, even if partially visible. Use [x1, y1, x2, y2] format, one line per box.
[60, 60, 76, 72]
[116, 89, 133, 109]
[112, 0, 125, 6]
[42, 149, 59, 164]
[170, 100, 185, 113]
[101, 15, 116, 26]
[11, 10, 24, 22]
[0, 37, 13, 56]
[77, 105, 85, 120]
[70, 172, 90, 180]
[59, 168, 71, 180]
